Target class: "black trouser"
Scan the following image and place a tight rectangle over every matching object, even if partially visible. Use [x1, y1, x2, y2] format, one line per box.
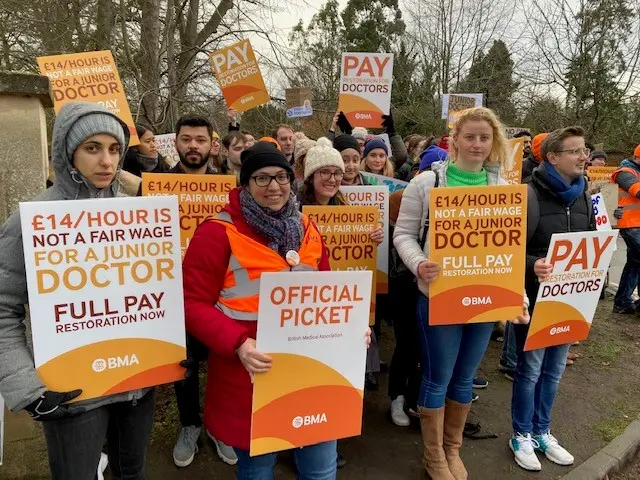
[43, 389, 156, 480]
[387, 272, 421, 408]
[174, 334, 208, 428]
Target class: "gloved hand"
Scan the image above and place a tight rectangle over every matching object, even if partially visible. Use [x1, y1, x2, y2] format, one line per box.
[614, 207, 623, 219]
[25, 389, 82, 421]
[179, 358, 198, 379]
[381, 112, 396, 135]
[336, 112, 353, 135]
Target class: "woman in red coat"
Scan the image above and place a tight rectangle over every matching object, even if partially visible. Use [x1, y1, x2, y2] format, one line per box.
[183, 142, 370, 479]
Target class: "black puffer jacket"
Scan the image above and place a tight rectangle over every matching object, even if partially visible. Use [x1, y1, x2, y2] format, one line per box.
[122, 148, 170, 177]
[525, 166, 596, 309]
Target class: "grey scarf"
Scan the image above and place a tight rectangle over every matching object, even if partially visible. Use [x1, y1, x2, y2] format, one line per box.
[137, 152, 159, 172]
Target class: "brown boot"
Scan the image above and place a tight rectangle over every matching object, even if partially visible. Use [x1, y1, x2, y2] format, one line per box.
[443, 398, 472, 480]
[419, 406, 456, 480]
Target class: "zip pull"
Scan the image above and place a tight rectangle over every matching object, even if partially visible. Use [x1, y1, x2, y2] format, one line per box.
[132, 398, 137, 407]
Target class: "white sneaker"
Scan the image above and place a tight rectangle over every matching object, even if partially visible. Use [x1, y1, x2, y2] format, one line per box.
[207, 429, 238, 465]
[534, 432, 575, 466]
[509, 433, 542, 471]
[390, 395, 410, 427]
[97, 452, 108, 480]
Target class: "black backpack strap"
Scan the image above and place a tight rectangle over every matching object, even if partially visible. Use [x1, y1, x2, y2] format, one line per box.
[526, 184, 540, 243]
[419, 171, 440, 249]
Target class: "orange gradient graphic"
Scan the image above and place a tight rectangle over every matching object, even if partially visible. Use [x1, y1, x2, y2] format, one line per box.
[338, 94, 384, 128]
[37, 338, 185, 401]
[524, 301, 590, 351]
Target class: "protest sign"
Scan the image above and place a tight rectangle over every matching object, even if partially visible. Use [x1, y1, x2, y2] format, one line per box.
[209, 39, 270, 112]
[141, 173, 235, 257]
[340, 186, 389, 294]
[502, 138, 524, 184]
[441, 94, 483, 120]
[361, 171, 408, 193]
[505, 127, 529, 139]
[338, 53, 394, 128]
[429, 185, 527, 325]
[19, 197, 186, 401]
[587, 166, 616, 183]
[250, 270, 372, 456]
[447, 94, 477, 128]
[37, 50, 139, 145]
[524, 230, 618, 350]
[155, 133, 179, 167]
[302, 206, 378, 324]
[592, 193, 613, 231]
[285, 87, 313, 118]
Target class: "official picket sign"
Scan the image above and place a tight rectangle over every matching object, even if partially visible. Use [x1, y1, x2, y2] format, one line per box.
[429, 185, 528, 325]
[361, 171, 408, 193]
[302, 205, 378, 325]
[141, 173, 236, 257]
[338, 52, 394, 128]
[19, 196, 186, 401]
[37, 50, 139, 145]
[503, 138, 524, 184]
[209, 39, 270, 112]
[524, 230, 618, 350]
[250, 270, 372, 456]
[340, 186, 389, 294]
[155, 133, 180, 167]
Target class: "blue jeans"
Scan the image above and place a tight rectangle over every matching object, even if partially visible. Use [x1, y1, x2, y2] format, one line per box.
[234, 441, 337, 480]
[614, 228, 640, 309]
[511, 324, 570, 434]
[500, 321, 517, 370]
[416, 294, 495, 408]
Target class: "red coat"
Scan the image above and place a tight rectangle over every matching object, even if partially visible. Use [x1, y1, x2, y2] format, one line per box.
[183, 188, 330, 450]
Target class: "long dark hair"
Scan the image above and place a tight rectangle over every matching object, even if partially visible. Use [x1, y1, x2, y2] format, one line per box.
[300, 177, 347, 206]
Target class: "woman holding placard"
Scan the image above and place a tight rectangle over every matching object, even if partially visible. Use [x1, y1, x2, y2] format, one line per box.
[183, 142, 371, 479]
[393, 107, 530, 480]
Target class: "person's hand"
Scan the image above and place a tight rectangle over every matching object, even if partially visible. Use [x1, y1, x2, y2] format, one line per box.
[336, 112, 353, 135]
[511, 305, 531, 325]
[614, 207, 623, 219]
[227, 108, 239, 126]
[534, 258, 553, 282]
[330, 110, 340, 132]
[369, 225, 384, 244]
[25, 389, 83, 421]
[417, 260, 439, 284]
[381, 113, 395, 135]
[237, 338, 272, 383]
[365, 327, 372, 349]
[179, 358, 197, 379]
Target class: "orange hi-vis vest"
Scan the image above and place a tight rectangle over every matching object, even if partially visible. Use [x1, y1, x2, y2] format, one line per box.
[616, 166, 640, 228]
[212, 211, 324, 321]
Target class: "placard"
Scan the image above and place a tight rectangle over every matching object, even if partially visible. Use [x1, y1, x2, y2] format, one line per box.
[141, 173, 236, 257]
[340, 186, 389, 294]
[250, 271, 371, 456]
[338, 53, 394, 128]
[524, 231, 618, 350]
[20, 197, 186, 401]
[361, 171, 408, 193]
[37, 50, 139, 145]
[209, 39, 270, 112]
[505, 127, 529, 139]
[587, 166, 616, 183]
[447, 94, 477, 128]
[302, 205, 378, 324]
[429, 185, 527, 324]
[592, 193, 613, 231]
[503, 138, 524, 184]
[285, 87, 313, 118]
[441, 93, 483, 120]
[155, 133, 179, 167]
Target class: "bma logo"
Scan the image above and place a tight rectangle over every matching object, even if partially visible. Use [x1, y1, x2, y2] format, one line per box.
[92, 354, 140, 373]
[461, 296, 492, 307]
[550, 326, 570, 336]
[355, 113, 372, 120]
[292, 413, 328, 429]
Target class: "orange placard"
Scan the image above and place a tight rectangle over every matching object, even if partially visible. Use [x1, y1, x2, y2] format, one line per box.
[503, 138, 524, 184]
[428, 185, 527, 325]
[587, 166, 616, 183]
[141, 173, 236, 257]
[302, 205, 378, 325]
[37, 50, 139, 146]
[209, 39, 270, 112]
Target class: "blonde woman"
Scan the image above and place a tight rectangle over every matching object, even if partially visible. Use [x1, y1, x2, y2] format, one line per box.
[393, 107, 530, 480]
[361, 138, 394, 177]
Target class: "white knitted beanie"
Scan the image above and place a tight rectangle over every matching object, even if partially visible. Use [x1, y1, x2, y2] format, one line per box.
[304, 138, 345, 180]
[352, 127, 368, 141]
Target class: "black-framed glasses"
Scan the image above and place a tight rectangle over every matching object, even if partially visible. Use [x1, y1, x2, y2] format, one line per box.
[317, 170, 344, 181]
[557, 148, 590, 157]
[251, 173, 291, 187]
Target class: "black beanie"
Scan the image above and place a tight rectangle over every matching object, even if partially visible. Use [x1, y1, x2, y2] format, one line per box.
[333, 134, 360, 153]
[240, 142, 293, 186]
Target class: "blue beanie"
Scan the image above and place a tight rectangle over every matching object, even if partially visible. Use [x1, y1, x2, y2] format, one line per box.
[419, 145, 448, 171]
[363, 138, 388, 158]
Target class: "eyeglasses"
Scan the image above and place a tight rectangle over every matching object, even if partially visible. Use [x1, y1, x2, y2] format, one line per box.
[251, 173, 291, 187]
[557, 148, 591, 157]
[317, 170, 344, 181]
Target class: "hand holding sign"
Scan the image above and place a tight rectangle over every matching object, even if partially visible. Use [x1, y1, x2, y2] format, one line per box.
[418, 260, 440, 283]
[512, 305, 531, 325]
[237, 338, 272, 383]
[25, 389, 83, 421]
[534, 258, 553, 282]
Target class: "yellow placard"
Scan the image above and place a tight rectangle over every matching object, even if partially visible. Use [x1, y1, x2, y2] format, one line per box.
[587, 166, 616, 183]
[37, 50, 139, 146]
[302, 205, 378, 325]
[447, 94, 477, 128]
[209, 39, 270, 112]
[428, 185, 527, 325]
[141, 173, 236, 257]
[503, 138, 524, 184]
